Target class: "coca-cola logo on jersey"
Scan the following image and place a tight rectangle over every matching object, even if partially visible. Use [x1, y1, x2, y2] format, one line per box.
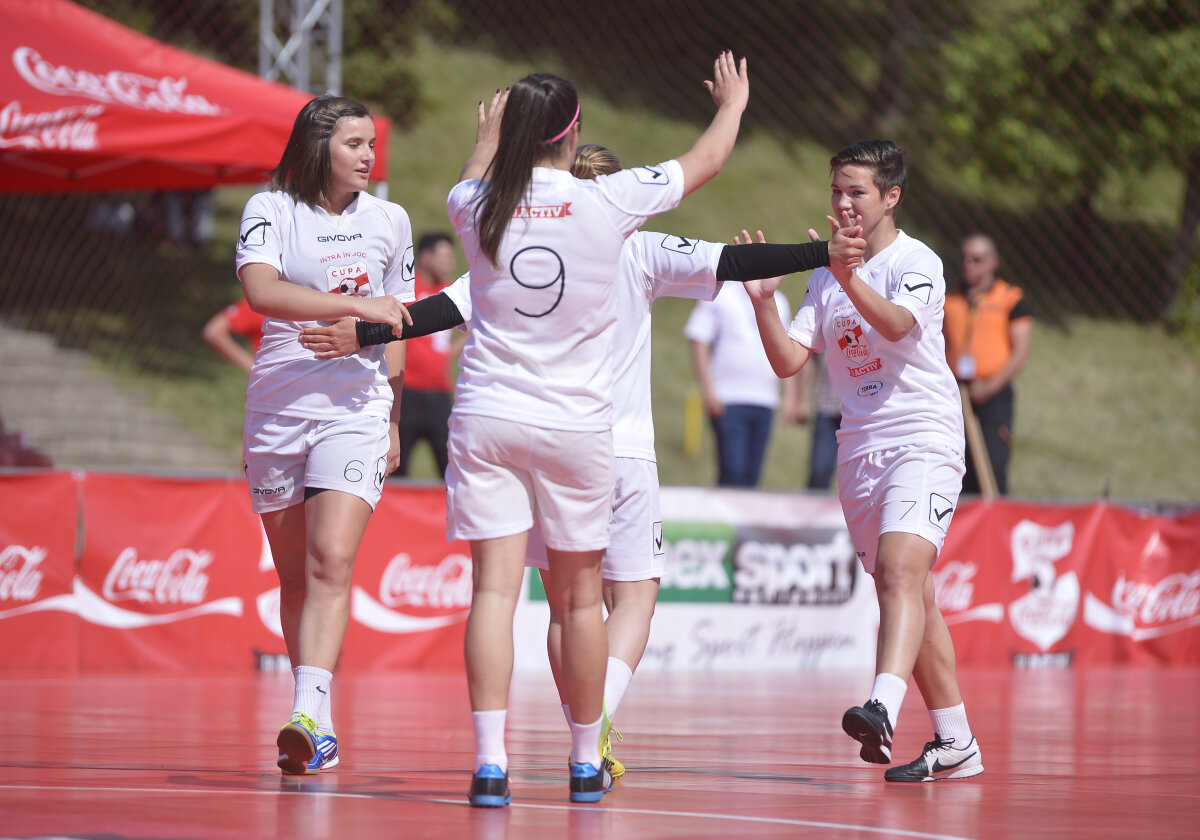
[379, 554, 471, 611]
[0, 545, 46, 602]
[13, 47, 223, 116]
[102, 547, 212, 606]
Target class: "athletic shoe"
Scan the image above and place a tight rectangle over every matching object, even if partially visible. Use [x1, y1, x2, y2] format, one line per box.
[599, 704, 625, 780]
[568, 760, 613, 803]
[468, 764, 512, 807]
[884, 735, 984, 782]
[841, 699, 893, 764]
[279, 732, 339, 775]
[276, 712, 319, 774]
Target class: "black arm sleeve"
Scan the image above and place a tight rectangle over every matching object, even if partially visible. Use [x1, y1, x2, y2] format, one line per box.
[355, 292, 466, 346]
[714, 240, 830, 283]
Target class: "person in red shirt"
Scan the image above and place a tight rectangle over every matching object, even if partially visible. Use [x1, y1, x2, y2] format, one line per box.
[395, 231, 462, 477]
[203, 296, 266, 375]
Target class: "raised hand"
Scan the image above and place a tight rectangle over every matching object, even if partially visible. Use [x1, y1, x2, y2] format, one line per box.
[734, 227, 783, 300]
[459, 87, 510, 182]
[827, 211, 863, 283]
[704, 50, 750, 114]
[826, 212, 865, 277]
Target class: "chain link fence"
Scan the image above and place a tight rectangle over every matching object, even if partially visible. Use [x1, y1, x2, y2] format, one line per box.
[2, 0, 1198, 473]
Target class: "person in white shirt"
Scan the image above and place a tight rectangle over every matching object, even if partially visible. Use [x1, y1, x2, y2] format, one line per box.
[685, 281, 800, 486]
[235, 95, 414, 778]
[745, 139, 984, 783]
[447, 53, 749, 807]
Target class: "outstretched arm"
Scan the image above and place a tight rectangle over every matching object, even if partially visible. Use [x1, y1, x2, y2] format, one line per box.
[676, 51, 750, 198]
[828, 211, 915, 342]
[459, 88, 508, 183]
[737, 229, 813, 378]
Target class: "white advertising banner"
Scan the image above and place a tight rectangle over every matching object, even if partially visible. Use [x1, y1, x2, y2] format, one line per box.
[514, 487, 879, 671]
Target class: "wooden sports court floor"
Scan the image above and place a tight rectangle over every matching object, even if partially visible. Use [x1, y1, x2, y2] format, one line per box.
[2, 667, 1196, 839]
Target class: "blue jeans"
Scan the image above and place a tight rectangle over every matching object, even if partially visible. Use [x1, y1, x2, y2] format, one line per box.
[710, 404, 774, 487]
[807, 412, 841, 490]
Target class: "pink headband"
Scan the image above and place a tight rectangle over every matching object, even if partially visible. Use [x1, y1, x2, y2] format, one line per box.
[542, 103, 580, 144]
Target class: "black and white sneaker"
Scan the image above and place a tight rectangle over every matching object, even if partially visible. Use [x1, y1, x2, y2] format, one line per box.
[841, 699, 894, 764]
[885, 735, 984, 782]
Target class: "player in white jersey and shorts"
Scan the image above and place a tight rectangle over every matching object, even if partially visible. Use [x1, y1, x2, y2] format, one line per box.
[299, 141, 865, 786]
[745, 139, 985, 783]
[445, 54, 751, 807]
[235, 95, 414, 777]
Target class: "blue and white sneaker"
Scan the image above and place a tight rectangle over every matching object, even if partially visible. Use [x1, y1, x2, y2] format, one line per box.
[885, 736, 984, 782]
[277, 712, 320, 775]
[568, 760, 613, 803]
[841, 699, 893, 764]
[468, 764, 511, 807]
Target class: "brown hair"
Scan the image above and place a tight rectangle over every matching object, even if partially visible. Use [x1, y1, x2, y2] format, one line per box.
[473, 73, 579, 265]
[830, 139, 908, 209]
[572, 144, 622, 179]
[269, 95, 372, 208]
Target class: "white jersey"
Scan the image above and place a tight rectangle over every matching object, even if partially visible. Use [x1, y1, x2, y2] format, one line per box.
[786, 230, 964, 461]
[235, 189, 415, 420]
[612, 231, 723, 460]
[684, 282, 792, 408]
[437, 231, 722, 461]
[446, 161, 684, 432]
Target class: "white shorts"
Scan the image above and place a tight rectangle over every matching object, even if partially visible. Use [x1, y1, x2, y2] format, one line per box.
[445, 413, 614, 551]
[243, 410, 390, 514]
[527, 457, 665, 581]
[837, 443, 965, 574]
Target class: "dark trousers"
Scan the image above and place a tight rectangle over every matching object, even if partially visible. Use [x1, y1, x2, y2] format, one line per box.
[395, 388, 453, 477]
[710, 403, 774, 487]
[964, 384, 1014, 495]
[807, 412, 841, 490]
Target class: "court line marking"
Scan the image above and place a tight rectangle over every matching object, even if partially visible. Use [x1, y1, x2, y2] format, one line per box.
[2, 784, 974, 840]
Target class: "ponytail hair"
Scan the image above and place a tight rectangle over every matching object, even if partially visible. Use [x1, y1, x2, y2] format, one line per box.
[572, 144, 622, 180]
[474, 73, 580, 265]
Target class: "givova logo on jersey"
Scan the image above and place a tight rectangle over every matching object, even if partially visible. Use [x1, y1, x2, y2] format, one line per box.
[327, 259, 370, 296]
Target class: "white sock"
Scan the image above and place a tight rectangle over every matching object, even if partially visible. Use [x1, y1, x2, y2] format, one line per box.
[929, 703, 973, 749]
[561, 703, 575, 727]
[293, 665, 333, 733]
[472, 709, 508, 773]
[568, 715, 603, 769]
[870, 672, 908, 731]
[603, 657, 634, 720]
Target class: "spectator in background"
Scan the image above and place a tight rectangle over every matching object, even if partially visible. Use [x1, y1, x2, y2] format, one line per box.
[685, 282, 800, 487]
[795, 350, 841, 490]
[0, 415, 52, 467]
[394, 231, 463, 478]
[203, 296, 266, 375]
[942, 233, 1033, 495]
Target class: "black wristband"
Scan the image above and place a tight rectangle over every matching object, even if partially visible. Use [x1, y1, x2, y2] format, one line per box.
[356, 320, 396, 346]
[354, 292, 467, 346]
[715, 240, 830, 282]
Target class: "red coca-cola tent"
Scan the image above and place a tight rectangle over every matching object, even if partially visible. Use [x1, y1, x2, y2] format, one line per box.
[0, 0, 390, 194]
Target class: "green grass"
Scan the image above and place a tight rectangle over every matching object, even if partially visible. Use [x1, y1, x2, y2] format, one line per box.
[187, 40, 1200, 504]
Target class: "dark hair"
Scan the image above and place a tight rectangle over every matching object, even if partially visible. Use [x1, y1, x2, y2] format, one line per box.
[474, 73, 580, 265]
[417, 231, 454, 254]
[269, 95, 372, 208]
[572, 144, 622, 179]
[830, 139, 907, 209]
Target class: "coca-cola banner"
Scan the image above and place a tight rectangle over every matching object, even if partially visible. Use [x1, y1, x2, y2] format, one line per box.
[0, 471, 78, 669]
[339, 486, 470, 670]
[936, 500, 1200, 667]
[2, 473, 1197, 671]
[76, 473, 262, 669]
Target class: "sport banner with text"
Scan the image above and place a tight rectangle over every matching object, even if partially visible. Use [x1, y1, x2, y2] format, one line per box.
[0, 473, 1196, 671]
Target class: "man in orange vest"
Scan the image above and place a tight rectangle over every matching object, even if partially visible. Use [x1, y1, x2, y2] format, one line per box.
[942, 234, 1034, 495]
